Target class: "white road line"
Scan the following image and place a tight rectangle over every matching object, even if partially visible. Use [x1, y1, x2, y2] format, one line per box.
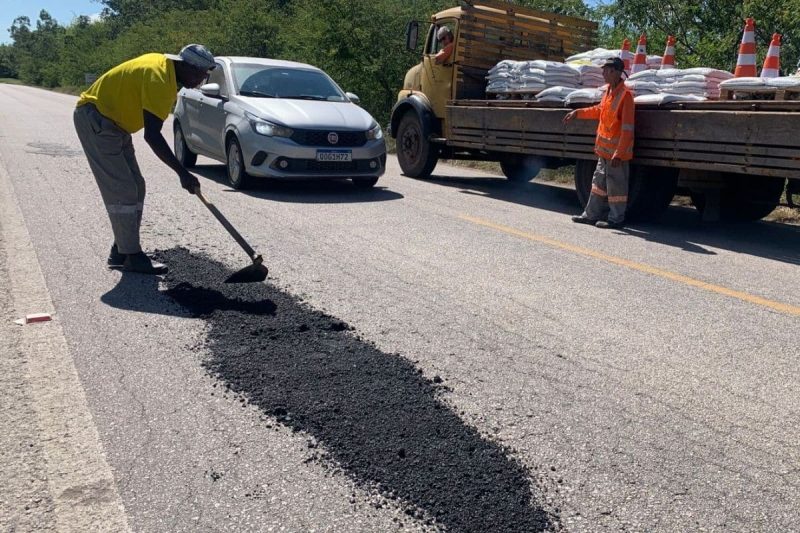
[0, 158, 131, 531]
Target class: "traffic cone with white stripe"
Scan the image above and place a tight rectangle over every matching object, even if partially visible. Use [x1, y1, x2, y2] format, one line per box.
[620, 38, 633, 72]
[631, 34, 648, 74]
[761, 33, 781, 78]
[735, 18, 757, 77]
[661, 35, 676, 69]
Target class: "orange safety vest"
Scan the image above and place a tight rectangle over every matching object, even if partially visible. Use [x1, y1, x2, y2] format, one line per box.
[576, 82, 635, 161]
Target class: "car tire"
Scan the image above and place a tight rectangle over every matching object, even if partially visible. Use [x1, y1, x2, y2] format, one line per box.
[226, 137, 250, 190]
[174, 123, 197, 168]
[352, 177, 379, 189]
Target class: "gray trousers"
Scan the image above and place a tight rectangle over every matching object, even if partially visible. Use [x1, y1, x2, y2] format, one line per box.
[582, 157, 630, 224]
[73, 104, 145, 254]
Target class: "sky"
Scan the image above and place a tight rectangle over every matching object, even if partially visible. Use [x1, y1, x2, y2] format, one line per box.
[1, 0, 102, 44]
[1, 0, 605, 45]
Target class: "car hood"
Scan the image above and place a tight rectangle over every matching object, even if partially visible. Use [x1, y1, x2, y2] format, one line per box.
[237, 97, 375, 130]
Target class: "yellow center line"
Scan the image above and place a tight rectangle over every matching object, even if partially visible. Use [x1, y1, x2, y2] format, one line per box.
[459, 214, 800, 318]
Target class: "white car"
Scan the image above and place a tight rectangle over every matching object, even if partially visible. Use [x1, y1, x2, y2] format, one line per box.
[173, 56, 386, 189]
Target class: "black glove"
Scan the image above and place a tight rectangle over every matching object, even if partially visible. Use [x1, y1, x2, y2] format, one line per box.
[179, 171, 200, 194]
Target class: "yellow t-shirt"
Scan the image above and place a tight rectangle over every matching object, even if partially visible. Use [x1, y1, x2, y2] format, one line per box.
[77, 53, 177, 134]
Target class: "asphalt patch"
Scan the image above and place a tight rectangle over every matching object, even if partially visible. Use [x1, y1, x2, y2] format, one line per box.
[158, 248, 559, 532]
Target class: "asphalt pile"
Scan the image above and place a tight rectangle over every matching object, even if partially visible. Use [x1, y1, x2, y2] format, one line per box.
[158, 248, 559, 532]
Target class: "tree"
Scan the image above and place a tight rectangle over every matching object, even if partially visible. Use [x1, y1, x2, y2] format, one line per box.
[596, 0, 800, 72]
[0, 44, 19, 78]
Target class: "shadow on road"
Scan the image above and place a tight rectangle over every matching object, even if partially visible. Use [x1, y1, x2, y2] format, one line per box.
[425, 167, 800, 266]
[191, 163, 404, 204]
[129, 247, 557, 533]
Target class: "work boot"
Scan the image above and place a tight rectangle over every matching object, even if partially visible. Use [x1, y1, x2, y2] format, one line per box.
[107, 243, 125, 267]
[595, 220, 624, 229]
[571, 215, 596, 225]
[122, 252, 168, 275]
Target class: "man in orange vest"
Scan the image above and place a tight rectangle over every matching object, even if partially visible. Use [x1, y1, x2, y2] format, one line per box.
[564, 57, 634, 229]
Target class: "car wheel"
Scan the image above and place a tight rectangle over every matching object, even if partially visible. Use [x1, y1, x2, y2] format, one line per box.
[352, 177, 379, 189]
[174, 123, 197, 168]
[226, 137, 250, 190]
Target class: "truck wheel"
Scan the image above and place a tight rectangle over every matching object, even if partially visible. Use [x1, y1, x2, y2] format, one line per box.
[500, 155, 542, 182]
[174, 123, 197, 168]
[573, 159, 596, 208]
[691, 174, 785, 221]
[396, 112, 438, 178]
[626, 166, 678, 222]
[575, 161, 677, 221]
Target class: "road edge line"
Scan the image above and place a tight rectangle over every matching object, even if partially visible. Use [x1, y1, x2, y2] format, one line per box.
[0, 159, 131, 531]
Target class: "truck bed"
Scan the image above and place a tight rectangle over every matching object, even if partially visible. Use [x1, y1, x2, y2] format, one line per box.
[446, 99, 800, 178]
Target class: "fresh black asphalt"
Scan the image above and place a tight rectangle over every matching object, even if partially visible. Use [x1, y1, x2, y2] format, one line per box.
[159, 248, 560, 532]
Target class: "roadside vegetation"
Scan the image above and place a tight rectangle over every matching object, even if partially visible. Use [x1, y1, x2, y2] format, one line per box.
[1, 0, 797, 222]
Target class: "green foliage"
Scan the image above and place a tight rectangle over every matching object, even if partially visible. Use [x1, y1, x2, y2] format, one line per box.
[0, 44, 19, 78]
[596, 0, 800, 73]
[6, 0, 800, 122]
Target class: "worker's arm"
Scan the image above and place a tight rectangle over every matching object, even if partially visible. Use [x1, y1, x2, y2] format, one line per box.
[434, 43, 454, 65]
[563, 104, 601, 124]
[612, 92, 635, 165]
[143, 110, 200, 194]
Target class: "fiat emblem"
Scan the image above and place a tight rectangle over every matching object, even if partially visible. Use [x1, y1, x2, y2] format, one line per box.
[327, 132, 339, 145]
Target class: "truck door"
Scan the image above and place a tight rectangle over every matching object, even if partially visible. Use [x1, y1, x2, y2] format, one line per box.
[421, 21, 456, 119]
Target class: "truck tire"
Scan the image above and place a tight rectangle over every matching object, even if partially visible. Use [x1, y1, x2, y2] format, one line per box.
[574, 161, 677, 221]
[500, 155, 542, 182]
[690, 174, 785, 221]
[573, 159, 595, 208]
[396, 112, 438, 178]
[626, 166, 678, 221]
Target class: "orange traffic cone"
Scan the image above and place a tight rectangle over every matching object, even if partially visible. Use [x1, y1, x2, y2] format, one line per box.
[761, 33, 781, 78]
[661, 36, 676, 69]
[734, 18, 757, 77]
[631, 34, 648, 74]
[620, 38, 633, 72]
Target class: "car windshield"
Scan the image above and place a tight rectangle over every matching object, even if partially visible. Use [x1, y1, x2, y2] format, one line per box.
[232, 64, 347, 102]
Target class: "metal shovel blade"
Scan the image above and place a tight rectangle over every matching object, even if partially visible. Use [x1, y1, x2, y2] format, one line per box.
[224, 255, 269, 284]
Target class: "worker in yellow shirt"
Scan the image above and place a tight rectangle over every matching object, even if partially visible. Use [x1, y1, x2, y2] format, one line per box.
[73, 44, 215, 275]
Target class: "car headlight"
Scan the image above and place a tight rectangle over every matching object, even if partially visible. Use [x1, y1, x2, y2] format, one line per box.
[245, 112, 293, 138]
[366, 123, 383, 140]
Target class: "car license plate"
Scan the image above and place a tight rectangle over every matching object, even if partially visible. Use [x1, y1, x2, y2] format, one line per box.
[316, 150, 352, 162]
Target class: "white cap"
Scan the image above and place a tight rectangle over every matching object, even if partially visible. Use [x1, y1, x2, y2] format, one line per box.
[437, 26, 452, 40]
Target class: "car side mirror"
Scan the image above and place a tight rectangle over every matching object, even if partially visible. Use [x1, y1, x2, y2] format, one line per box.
[405, 21, 419, 51]
[200, 83, 221, 98]
[346, 92, 361, 105]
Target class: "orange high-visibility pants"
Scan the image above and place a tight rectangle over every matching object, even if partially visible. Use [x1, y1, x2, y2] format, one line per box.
[582, 157, 629, 224]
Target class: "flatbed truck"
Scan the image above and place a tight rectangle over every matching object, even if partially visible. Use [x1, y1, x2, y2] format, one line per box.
[390, 0, 799, 221]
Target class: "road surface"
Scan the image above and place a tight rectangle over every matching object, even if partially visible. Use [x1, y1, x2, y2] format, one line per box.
[1, 83, 799, 532]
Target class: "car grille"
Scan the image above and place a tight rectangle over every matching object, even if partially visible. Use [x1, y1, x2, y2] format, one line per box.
[290, 129, 368, 147]
[278, 158, 379, 173]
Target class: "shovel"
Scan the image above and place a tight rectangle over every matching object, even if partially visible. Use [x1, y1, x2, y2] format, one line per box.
[195, 188, 269, 284]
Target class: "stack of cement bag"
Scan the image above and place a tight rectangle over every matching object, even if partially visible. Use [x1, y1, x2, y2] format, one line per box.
[485, 60, 518, 94]
[719, 76, 800, 96]
[633, 94, 707, 105]
[566, 48, 662, 70]
[564, 87, 606, 105]
[535, 86, 581, 103]
[627, 68, 733, 99]
[571, 64, 605, 87]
